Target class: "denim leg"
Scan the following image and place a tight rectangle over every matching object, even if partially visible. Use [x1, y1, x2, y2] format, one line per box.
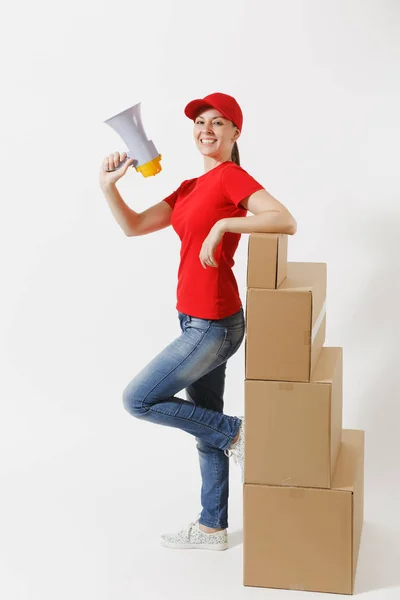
[186, 361, 229, 529]
[122, 314, 242, 453]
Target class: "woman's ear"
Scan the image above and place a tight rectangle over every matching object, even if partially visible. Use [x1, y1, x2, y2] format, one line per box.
[232, 128, 241, 142]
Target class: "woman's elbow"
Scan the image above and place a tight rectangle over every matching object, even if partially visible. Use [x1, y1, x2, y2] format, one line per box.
[284, 214, 297, 235]
[288, 219, 297, 235]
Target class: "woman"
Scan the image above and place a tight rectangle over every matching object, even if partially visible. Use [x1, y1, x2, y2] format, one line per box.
[99, 92, 297, 551]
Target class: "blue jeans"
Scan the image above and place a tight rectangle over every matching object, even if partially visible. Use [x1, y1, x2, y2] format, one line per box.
[122, 306, 245, 529]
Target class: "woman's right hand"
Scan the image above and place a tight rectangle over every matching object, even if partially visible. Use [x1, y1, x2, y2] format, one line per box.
[99, 151, 135, 188]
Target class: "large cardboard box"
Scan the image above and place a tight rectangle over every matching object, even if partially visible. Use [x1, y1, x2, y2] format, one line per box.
[245, 262, 327, 382]
[243, 429, 365, 595]
[246, 233, 287, 289]
[244, 347, 343, 488]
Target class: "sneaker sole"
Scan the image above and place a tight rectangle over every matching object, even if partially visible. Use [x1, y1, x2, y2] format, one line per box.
[160, 539, 228, 551]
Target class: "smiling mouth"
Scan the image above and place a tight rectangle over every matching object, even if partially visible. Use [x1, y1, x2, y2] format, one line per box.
[200, 139, 217, 144]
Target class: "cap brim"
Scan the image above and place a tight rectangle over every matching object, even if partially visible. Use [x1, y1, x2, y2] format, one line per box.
[184, 99, 213, 120]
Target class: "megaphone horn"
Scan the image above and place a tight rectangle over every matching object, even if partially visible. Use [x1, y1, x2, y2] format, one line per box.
[103, 102, 162, 177]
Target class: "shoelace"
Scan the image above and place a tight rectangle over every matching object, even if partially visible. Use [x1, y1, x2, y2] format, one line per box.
[231, 453, 241, 468]
[192, 512, 201, 526]
[224, 419, 244, 459]
[224, 431, 242, 460]
[188, 513, 226, 537]
[184, 512, 202, 538]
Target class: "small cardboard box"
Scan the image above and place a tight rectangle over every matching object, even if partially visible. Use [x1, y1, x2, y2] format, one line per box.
[243, 429, 365, 595]
[245, 262, 327, 382]
[244, 347, 343, 488]
[246, 233, 287, 289]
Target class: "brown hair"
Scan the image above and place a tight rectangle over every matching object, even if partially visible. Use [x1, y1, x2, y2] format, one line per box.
[231, 122, 241, 166]
[231, 141, 240, 166]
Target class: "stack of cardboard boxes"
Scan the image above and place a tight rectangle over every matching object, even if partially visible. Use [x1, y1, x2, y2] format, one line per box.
[243, 233, 365, 595]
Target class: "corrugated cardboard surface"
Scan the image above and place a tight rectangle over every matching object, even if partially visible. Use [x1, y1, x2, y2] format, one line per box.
[311, 345, 343, 483]
[245, 262, 327, 382]
[247, 233, 288, 289]
[243, 429, 364, 595]
[244, 347, 343, 488]
[331, 430, 365, 586]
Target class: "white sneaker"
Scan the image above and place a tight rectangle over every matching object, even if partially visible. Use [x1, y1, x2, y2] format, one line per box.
[160, 513, 228, 551]
[224, 415, 245, 482]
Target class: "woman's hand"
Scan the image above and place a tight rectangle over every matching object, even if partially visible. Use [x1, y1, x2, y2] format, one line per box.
[99, 151, 135, 188]
[199, 221, 226, 269]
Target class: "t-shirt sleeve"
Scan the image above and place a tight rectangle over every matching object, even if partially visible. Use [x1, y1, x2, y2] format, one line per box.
[162, 187, 179, 209]
[221, 164, 264, 208]
[161, 179, 189, 210]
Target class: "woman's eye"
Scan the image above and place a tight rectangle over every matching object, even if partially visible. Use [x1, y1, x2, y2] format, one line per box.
[195, 120, 223, 125]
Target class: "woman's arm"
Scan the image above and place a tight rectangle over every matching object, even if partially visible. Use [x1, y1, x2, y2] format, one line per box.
[220, 188, 297, 236]
[101, 183, 140, 236]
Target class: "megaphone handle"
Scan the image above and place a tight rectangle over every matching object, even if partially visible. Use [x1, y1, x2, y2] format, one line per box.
[104, 154, 131, 172]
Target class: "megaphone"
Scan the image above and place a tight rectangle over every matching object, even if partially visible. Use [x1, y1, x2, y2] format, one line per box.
[103, 102, 162, 177]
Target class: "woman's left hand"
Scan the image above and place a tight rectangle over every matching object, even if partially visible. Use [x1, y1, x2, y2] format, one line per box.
[199, 221, 225, 269]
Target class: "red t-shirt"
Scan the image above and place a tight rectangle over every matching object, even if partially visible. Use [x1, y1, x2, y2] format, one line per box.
[162, 160, 264, 319]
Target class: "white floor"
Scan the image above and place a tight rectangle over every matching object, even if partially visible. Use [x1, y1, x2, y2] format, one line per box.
[1, 417, 399, 600]
[1, 342, 399, 600]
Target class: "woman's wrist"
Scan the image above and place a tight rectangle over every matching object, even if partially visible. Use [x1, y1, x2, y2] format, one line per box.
[100, 181, 116, 193]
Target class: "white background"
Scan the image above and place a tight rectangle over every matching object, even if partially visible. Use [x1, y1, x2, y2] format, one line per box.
[1, 0, 399, 598]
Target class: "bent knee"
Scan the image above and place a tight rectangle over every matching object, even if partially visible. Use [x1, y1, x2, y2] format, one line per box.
[122, 384, 145, 417]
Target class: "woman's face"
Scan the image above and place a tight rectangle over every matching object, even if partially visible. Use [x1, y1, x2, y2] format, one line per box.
[193, 107, 240, 160]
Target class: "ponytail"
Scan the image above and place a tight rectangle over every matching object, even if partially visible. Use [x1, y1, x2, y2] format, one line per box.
[230, 121, 241, 166]
[231, 141, 240, 166]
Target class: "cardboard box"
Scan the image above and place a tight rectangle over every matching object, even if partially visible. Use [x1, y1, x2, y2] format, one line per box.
[247, 233, 287, 289]
[244, 347, 343, 488]
[243, 429, 365, 595]
[245, 262, 327, 382]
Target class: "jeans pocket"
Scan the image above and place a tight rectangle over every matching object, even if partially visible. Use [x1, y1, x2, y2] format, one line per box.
[187, 316, 211, 335]
[216, 326, 245, 360]
[216, 327, 232, 360]
[178, 313, 187, 332]
[230, 328, 245, 355]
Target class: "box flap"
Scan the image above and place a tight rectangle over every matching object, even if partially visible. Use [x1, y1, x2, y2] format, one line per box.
[332, 430, 364, 492]
[311, 347, 342, 384]
[279, 262, 326, 292]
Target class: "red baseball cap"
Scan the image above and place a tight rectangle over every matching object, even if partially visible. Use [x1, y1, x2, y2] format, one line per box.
[184, 92, 243, 131]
